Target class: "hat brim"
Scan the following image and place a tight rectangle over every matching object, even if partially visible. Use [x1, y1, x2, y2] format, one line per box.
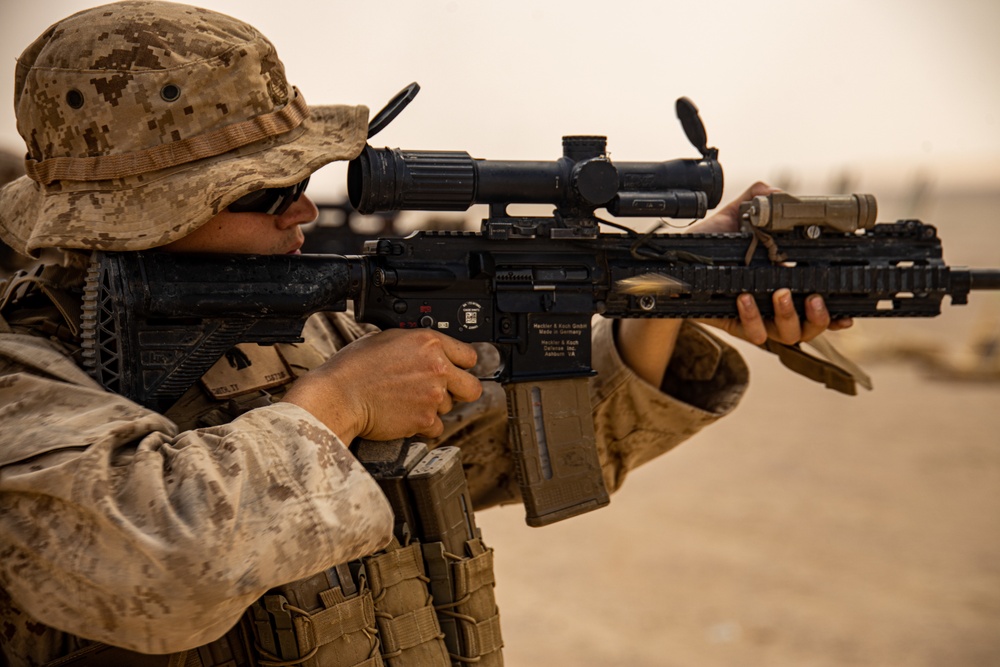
[0, 104, 369, 257]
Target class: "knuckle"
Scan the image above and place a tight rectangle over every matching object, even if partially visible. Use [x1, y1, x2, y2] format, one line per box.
[421, 383, 446, 403]
[428, 358, 450, 377]
[416, 331, 442, 351]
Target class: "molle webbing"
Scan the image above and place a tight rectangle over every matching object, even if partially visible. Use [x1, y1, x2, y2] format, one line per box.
[363, 541, 449, 665]
[354, 441, 504, 666]
[423, 538, 503, 666]
[450, 542, 503, 663]
[250, 565, 382, 667]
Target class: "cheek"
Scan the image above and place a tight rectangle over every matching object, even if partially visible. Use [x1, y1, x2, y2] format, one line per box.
[160, 211, 291, 253]
[206, 223, 240, 250]
[232, 218, 295, 254]
[219, 218, 265, 250]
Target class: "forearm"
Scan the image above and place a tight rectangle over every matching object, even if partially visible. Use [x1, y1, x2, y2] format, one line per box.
[590, 318, 749, 490]
[615, 318, 683, 387]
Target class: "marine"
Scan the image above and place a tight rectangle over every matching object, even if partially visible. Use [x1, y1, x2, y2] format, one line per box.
[0, 2, 847, 664]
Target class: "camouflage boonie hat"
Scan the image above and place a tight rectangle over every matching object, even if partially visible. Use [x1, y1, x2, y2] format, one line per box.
[0, 0, 369, 257]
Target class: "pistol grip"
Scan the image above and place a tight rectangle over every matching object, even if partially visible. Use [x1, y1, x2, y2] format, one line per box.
[504, 377, 610, 527]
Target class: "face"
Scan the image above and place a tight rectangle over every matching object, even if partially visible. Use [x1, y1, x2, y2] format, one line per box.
[159, 193, 318, 254]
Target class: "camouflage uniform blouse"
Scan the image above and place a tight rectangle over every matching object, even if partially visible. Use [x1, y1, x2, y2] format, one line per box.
[0, 265, 748, 664]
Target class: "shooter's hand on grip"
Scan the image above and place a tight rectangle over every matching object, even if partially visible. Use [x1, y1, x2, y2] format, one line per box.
[282, 328, 483, 444]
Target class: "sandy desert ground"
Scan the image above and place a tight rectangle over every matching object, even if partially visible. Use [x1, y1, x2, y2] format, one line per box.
[475, 189, 1000, 666]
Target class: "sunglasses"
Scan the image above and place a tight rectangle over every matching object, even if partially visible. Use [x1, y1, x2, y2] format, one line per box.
[228, 177, 311, 216]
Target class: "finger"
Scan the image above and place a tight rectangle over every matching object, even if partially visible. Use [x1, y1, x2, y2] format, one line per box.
[829, 317, 854, 331]
[772, 289, 802, 344]
[719, 181, 780, 219]
[447, 369, 484, 403]
[737, 293, 768, 345]
[800, 294, 832, 342]
[437, 391, 455, 415]
[743, 180, 782, 200]
[722, 181, 782, 220]
[417, 415, 445, 439]
[439, 334, 479, 370]
[690, 182, 783, 234]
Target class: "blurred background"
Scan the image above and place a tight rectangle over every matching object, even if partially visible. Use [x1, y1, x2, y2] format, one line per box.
[2, 1, 999, 665]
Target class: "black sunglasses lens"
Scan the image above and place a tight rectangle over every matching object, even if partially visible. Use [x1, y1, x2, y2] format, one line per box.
[271, 177, 310, 216]
[229, 176, 310, 215]
[268, 191, 294, 217]
[228, 189, 278, 214]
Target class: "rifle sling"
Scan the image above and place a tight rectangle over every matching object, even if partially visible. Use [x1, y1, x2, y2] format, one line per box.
[760, 338, 864, 396]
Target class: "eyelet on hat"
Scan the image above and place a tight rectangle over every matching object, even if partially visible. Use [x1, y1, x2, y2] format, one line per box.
[160, 84, 181, 102]
[66, 89, 84, 109]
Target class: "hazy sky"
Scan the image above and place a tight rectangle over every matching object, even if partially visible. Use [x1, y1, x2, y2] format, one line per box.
[1, 0, 998, 201]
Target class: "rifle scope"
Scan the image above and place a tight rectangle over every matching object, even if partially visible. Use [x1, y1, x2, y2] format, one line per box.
[347, 136, 724, 220]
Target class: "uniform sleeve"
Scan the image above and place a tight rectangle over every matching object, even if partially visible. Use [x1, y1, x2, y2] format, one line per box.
[589, 318, 749, 492]
[437, 317, 749, 509]
[0, 333, 393, 654]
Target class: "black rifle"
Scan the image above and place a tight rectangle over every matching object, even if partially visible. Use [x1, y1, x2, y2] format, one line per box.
[81, 100, 1000, 527]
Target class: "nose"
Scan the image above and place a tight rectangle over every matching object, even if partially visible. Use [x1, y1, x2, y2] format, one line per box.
[276, 194, 319, 229]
